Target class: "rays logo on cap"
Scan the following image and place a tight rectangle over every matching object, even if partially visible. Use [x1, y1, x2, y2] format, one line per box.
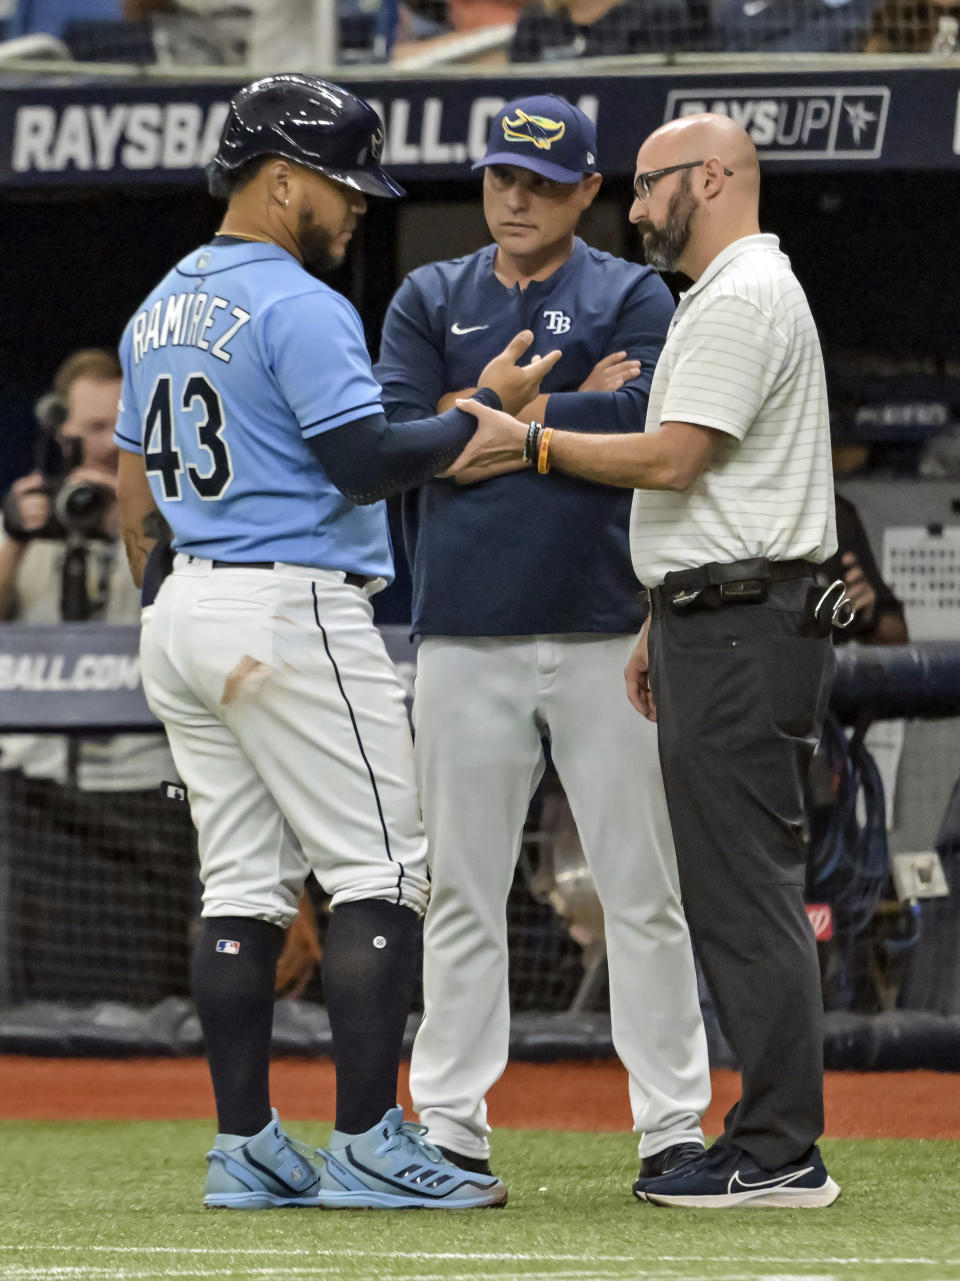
[502, 109, 566, 151]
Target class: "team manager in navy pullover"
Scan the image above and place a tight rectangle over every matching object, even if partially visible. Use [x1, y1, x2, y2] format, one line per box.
[378, 233, 674, 634]
[374, 96, 711, 1190]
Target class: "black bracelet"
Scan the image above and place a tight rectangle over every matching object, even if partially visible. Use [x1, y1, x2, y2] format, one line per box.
[522, 420, 542, 464]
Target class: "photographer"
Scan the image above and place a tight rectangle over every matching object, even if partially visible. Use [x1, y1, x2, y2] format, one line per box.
[824, 493, 908, 647]
[0, 349, 195, 1006]
[0, 350, 133, 627]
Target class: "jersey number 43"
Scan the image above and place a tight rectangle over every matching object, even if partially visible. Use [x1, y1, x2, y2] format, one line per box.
[143, 373, 233, 502]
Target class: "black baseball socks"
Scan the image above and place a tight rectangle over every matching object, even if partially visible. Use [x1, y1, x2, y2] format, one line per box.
[191, 916, 285, 1137]
[192, 901, 420, 1138]
[322, 898, 420, 1135]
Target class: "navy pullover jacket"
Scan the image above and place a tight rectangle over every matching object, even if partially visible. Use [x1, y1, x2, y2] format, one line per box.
[375, 238, 674, 636]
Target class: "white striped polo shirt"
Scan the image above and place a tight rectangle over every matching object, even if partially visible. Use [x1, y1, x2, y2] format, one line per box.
[629, 234, 837, 589]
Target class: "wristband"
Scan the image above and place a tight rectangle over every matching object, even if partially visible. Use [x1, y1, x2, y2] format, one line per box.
[537, 427, 554, 475]
[522, 420, 542, 465]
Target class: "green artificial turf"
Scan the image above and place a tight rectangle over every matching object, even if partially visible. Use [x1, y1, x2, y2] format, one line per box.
[0, 1122, 958, 1281]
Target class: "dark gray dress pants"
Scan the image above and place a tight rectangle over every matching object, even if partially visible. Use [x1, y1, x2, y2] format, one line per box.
[648, 577, 835, 1169]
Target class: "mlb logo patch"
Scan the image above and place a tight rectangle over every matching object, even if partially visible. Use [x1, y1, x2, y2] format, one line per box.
[216, 939, 240, 954]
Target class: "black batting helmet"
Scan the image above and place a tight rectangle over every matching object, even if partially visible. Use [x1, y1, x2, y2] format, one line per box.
[208, 73, 404, 199]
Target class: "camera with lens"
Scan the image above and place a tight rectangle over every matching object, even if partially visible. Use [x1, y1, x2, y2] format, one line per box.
[1, 393, 116, 543]
[53, 469, 116, 541]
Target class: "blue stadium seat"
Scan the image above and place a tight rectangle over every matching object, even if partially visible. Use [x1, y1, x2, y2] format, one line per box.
[715, 0, 874, 50]
[7, 0, 123, 40]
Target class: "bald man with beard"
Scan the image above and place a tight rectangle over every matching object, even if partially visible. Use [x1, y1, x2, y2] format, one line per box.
[444, 115, 842, 1209]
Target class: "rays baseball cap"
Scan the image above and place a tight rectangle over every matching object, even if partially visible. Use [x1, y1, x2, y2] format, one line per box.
[472, 95, 599, 184]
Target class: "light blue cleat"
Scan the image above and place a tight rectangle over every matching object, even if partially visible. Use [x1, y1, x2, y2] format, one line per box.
[317, 1107, 508, 1209]
[204, 1109, 323, 1209]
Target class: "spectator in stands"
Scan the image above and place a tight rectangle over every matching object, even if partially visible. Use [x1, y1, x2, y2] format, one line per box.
[0, 349, 195, 1006]
[243, 0, 515, 67]
[711, 0, 872, 54]
[509, 0, 708, 60]
[865, 0, 960, 49]
[7, 0, 244, 65]
[242, 0, 307, 70]
[826, 494, 908, 645]
[383, 0, 522, 64]
[6, 0, 124, 40]
[4, 0, 176, 63]
[245, 0, 388, 67]
[446, 0, 523, 32]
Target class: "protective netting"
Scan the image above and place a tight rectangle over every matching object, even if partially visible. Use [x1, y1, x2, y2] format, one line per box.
[42, 0, 960, 68]
[0, 766, 197, 1007]
[1, 718, 958, 1046]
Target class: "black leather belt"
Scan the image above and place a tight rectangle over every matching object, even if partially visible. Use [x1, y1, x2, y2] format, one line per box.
[210, 560, 274, 571]
[647, 557, 817, 614]
[209, 560, 369, 587]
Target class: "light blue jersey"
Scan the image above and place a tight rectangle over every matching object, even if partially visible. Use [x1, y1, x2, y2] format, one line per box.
[115, 237, 393, 580]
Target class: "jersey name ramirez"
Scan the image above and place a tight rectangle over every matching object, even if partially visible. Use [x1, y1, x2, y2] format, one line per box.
[131, 292, 251, 365]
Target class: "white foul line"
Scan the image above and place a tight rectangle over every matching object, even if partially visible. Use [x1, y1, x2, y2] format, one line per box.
[2, 1269, 960, 1281]
[0, 1247, 957, 1268]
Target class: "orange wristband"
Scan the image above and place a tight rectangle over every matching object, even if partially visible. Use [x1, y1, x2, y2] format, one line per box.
[537, 427, 554, 474]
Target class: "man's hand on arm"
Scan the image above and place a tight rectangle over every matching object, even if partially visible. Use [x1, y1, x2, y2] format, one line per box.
[438, 403, 528, 481]
[443, 407, 720, 490]
[625, 617, 656, 721]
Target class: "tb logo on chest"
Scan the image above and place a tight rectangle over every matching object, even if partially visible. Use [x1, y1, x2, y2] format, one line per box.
[542, 310, 572, 335]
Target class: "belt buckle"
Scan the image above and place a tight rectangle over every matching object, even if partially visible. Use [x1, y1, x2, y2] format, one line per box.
[720, 578, 766, 603]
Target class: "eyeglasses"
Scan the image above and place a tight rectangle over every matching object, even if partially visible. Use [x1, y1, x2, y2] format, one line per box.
[633, 161, 734, 201]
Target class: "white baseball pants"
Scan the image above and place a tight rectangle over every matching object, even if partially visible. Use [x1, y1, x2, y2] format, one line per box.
[409, 634, 711, 1160]
[139, 557, 430, 927]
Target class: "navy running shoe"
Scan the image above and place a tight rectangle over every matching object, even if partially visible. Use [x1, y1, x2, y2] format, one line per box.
[633, 1142, 705, 1200]
[642, 1142, 841, 1208]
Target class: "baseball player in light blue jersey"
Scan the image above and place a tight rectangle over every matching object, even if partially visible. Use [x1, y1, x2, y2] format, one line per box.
[375, 96, 711, 1194]
[115, 74, 558, 1212]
